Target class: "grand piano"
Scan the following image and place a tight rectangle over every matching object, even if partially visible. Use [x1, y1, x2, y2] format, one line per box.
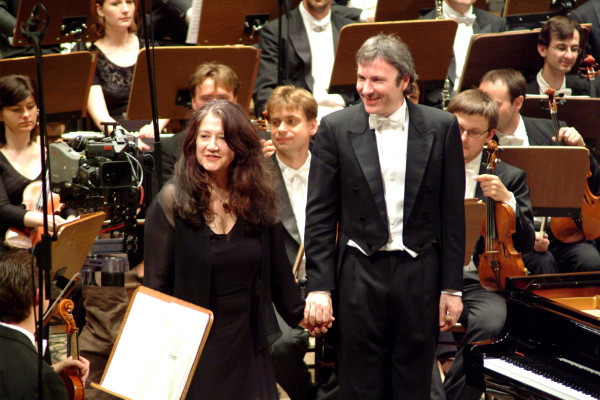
[465, 272, 600, 400]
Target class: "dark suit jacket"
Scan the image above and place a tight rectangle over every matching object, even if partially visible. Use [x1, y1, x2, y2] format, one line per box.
[161, 132, 186, 182]
[305, 101, 465, 293]
[420, 7, 506, 106]
[473, 160, 536, 264]
[150, 0, 191, 44]
[0, 325, 68, 400]
[571, 0, 600, 63]
[253, 6, 355, 116]
[270, 156, 303, 272]
[525, 74, 599, 96]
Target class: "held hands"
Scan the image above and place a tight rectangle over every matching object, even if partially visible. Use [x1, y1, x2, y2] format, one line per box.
[439, 293, 463, 331]
[301, 292, 334, 336]
[261, 139, 276, 158]
[475, 174, 512, 204]
[534, 231, 550, 252]
[52, 356, 90, 385]
[556, 127, 585, 147]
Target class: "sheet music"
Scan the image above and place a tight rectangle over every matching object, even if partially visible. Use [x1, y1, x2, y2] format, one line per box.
[100, 292, 210, 400]
[185, 0, 203, 45]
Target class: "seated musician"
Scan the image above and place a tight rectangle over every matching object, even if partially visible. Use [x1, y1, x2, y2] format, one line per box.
[420, 0, 506, 107]
[527, 16, 600, 97]
[480, 68, 600, 273]
[266, 85, 319, 400]
[161, 62, 239, 182]
[0, 249, 90, 400]
[0, 74, 67, 254]
[431, 89, 536, 400]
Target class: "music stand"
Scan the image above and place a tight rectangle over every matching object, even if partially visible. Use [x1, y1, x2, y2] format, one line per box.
[186, 0, 300, 46]
[521, 96, 600, 157]
[498, 146, 589, 217]
[12, 0, 99, 47]
[0, 51, 96, 123]
[464, 199, 486, 266]
[127, 46, 260, 120]
[329, 20, 457, 95]
[458, 26, 590, 92]
[51, 212, 106, 282]
[374, 0, 485, 22]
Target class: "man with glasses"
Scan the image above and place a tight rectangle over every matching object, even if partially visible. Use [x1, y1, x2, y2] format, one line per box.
[431, 88, 535, 400]
[528, 16, 600, 96]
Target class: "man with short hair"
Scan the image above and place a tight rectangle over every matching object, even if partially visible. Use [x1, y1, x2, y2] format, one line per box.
[0, 249, 90, 400]
[303, 33, 465, 399]
[162, 62, 239, 181]
[528, 16, 600, 96]
[434, 88, 536, 400]
[480, 68, 600, 273]
[266, 85, 318, 400]
[253, 0, 356, 119]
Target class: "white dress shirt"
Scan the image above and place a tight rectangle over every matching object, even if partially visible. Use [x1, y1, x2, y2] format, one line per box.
[299, 2, 345, 120]
[443, 2, 475, 88]
[277, 153, 311, 241]
[536, 69, 572, 96]
[496, 115, 530, 147]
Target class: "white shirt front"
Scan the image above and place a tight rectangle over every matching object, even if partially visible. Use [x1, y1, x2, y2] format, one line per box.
[536, 69, 572, 96]
[443, 2, 475, 88]
[299, 2, 345, 120]
[496, 115, 530, 147]
[277, 153, 311, 241]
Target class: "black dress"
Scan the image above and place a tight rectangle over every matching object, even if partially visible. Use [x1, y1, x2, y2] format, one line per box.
[144, 183, 305, 400]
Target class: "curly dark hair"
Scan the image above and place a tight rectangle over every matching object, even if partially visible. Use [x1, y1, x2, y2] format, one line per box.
[173, 100, 278, 230]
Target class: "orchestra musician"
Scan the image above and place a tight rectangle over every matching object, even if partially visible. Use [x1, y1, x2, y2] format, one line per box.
[0, 74, 66, 254]
[144, 100, 315, 400]
[527, 16, 600, 96]
[303, 33, 464, 399]
[87, 0, 169, 136]
[266, 85, 319, 400]
[431, 88, 536, 400]
[162, 62, 239, 182]
[480, 68, 600, 273]
[0, 249, 90, 400]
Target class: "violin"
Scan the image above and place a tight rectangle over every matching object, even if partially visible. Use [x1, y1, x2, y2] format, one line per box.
[5, 174, 62, 248]
[546, 86, 600, 243]
[58, 299, 85, 400]
[478, 140, 528, 292]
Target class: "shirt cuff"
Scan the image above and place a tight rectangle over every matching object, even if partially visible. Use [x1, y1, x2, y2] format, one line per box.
[441, 289, 462, 297]
[310, 291, 331, 296]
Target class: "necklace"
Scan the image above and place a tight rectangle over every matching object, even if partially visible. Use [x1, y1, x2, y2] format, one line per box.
[212, 189, 231, 212]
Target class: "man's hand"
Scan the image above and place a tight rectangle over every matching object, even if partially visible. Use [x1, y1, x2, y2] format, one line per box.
[261, 139, 276, 158]
[302, 292, 334, 335]
[557, 127, 585, 147]
[52, 356, 90, 385]
[534, 231, 549, 252]
[475, 174, 511, 204]
[439, 293, 463, 331]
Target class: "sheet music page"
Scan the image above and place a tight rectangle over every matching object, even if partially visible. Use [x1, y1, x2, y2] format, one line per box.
[100, 292, 210, 400]
[185, 0, 203, 45]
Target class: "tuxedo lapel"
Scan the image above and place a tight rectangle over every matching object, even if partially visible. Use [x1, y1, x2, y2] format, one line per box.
[272, 157, 302, 245]
[348, 107, 387, 225]
[404, 101, 435, 223]
[289, 9, 313, 90]
[473, 8, 493, 34]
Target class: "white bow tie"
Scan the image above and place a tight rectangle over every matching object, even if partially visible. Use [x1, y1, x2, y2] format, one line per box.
[445, 10, 476, 26]
[310, 18, 330, 32]
[369, 114, 403, 131]
[283, 165, 309, 184]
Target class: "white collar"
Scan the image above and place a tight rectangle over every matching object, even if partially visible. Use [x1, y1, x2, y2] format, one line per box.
[300, 1, 331, 32]
[0, 321, 36, 349]
[536, 69, 572, 96]
[276, 152, 311, 177]
[369, 99, 408, 131]
[443, 2, 475, 25]
[465, 151, 483, 176]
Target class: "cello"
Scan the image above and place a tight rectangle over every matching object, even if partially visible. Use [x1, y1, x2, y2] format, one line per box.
[546, 85, 600, 243]
[478, 140, 528, 291]
[57, 299, 84, 400]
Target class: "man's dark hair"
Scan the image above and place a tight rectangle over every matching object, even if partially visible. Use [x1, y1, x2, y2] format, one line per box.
[538, 16, 581, 47]
[0, 250, 37, 324]
[480, 68, 527, 102]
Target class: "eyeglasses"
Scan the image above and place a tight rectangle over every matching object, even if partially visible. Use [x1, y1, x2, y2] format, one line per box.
[459, 126, 489, 138]
[549, 45, 582, 55]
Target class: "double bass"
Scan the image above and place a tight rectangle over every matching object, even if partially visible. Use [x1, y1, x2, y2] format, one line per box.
[57, 299, 84, 400]
[545, 86, 600, 243]
[478, 141, 528, 291]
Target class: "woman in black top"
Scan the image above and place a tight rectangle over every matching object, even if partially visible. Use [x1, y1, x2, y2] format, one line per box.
[144, 100, 307, 399]
[0, 75, 65, 252]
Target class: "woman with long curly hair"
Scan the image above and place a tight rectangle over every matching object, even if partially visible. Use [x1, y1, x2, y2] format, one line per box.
[144, 100, 306, 399]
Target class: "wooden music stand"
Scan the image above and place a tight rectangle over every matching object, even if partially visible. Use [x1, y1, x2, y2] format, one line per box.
[12, 0, 99, 47]
[127, 46, 260, 120]
[458, 25, 590, 92]
[374, 0, 485, 22]
[464, 199, 486, 266]
[521, 96, 600, 157]
[329, 20, 457, 95]
[188, 0, 300, 46]
[91, 286, 214, 400]
[0, 52, 96, 123]
[498, 147, 589, 217]
[51, 211, 106, 282]
[503, 0, 590, 16]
